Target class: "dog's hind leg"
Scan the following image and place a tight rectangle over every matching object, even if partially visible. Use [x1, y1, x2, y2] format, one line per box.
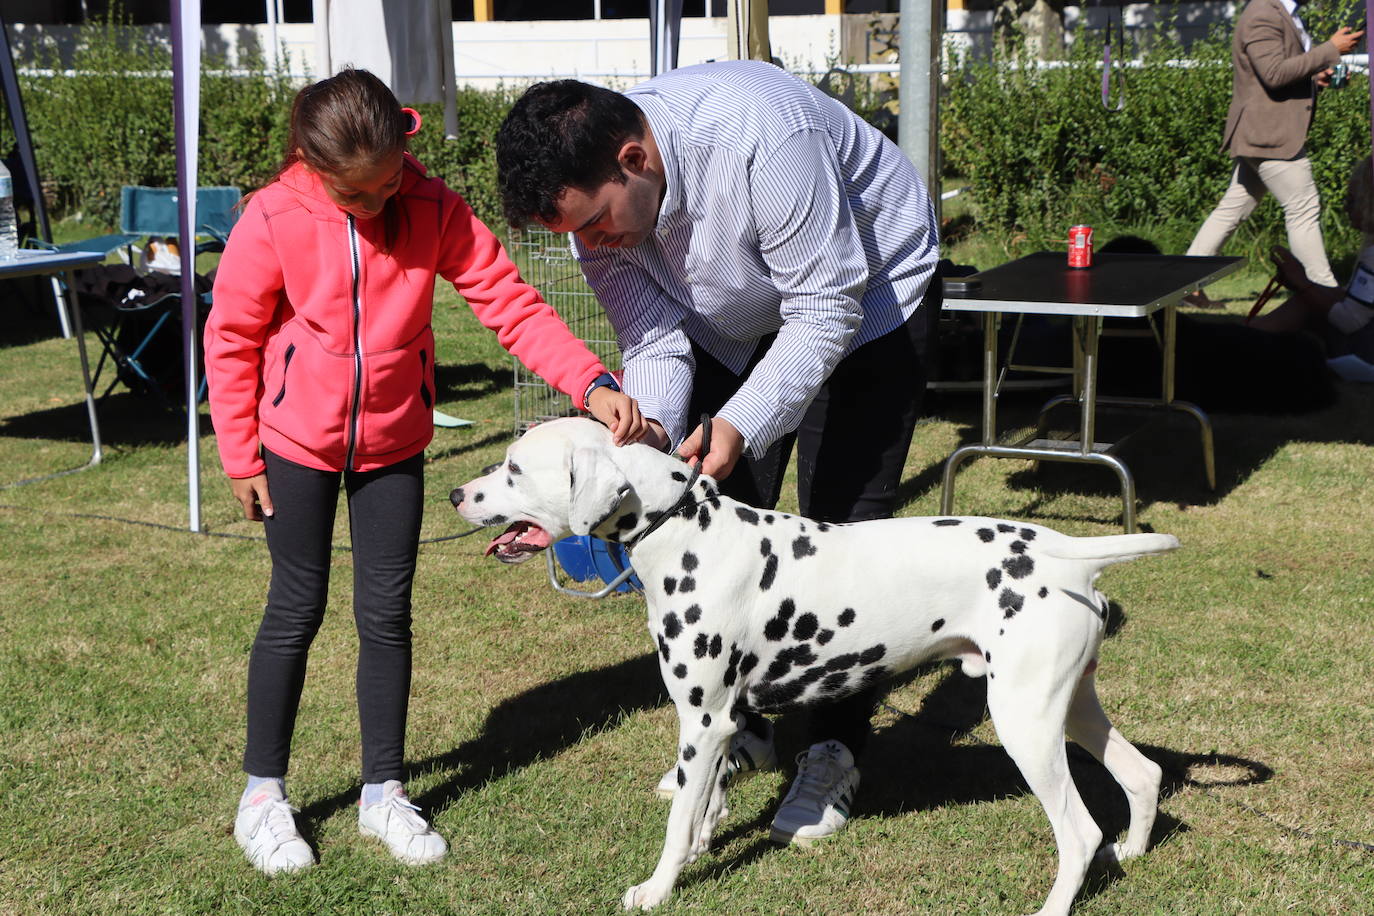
[988, 675, 1101, 916]
[1064, 667, 1161, 864]
[623, 712, 735, 911]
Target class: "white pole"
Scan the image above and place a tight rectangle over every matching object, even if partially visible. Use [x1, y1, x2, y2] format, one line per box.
[173, 0, 203, 532]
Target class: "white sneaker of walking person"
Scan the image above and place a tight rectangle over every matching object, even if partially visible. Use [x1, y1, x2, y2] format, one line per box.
[654, 719, 779, 799]
[357, 780, 448, 865]
[234, 781, 315, 875]
[769, 740, 861, 846]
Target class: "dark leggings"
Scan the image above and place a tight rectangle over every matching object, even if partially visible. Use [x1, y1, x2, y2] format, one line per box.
[242, 449, 424, 784]
[687, 310, 928, 757]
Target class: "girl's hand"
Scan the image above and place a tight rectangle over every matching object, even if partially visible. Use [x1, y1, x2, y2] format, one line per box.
[230, 474, 274, 521]
[587, 387, 648, 445]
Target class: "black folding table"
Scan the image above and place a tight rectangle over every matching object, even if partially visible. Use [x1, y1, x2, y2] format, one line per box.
[939, 252, 1243, 532]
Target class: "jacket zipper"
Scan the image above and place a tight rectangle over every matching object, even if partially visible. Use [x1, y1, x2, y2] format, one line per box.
[344, 214, 364, 470]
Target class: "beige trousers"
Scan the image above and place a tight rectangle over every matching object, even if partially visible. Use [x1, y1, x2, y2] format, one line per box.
[1187, 155, 1336, 287]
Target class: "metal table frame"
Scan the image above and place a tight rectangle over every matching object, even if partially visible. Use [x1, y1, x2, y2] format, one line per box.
[2, 248, 111, 487]
[938, 252, 1243, 532]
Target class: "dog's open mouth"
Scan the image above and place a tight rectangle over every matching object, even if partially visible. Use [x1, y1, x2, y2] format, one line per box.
[485, 520, 553, 564]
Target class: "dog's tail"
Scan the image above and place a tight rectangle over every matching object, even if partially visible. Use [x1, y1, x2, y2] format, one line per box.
[1045, 532, 1180, 567]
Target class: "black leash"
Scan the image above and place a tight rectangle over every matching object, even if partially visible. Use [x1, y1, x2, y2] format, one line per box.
[628, 413, 712, 549]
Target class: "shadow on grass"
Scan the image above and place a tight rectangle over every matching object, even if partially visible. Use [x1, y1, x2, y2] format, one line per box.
[916, 372, 1374, 524]
[0, 389, 212, 448]
[300, 650, 671, 824]
[435, 360, 506, 403]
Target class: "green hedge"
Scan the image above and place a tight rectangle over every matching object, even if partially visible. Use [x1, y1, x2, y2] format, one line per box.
[5, 8, 1369, 264]
[943, 6, 1370, 260]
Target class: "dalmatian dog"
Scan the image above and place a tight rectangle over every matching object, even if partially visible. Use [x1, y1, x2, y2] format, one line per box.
[449, 417, 1176, 915]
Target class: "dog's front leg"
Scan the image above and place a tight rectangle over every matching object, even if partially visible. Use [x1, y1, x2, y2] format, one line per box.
[623, 715, 733, 910]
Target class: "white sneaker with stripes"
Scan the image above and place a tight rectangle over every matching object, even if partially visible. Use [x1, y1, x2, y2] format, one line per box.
[768, 740, 860, 846]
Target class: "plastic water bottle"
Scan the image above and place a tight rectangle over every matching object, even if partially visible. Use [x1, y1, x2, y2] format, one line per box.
[0, 161, 18, 258]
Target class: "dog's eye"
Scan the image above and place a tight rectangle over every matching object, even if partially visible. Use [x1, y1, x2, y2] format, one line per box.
[481, 462, 501, 475]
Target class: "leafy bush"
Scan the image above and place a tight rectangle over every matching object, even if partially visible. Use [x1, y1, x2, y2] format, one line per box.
[942, 4, 1369, 260]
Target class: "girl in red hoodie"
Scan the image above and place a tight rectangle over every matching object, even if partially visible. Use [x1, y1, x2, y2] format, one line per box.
[206, 69, 644, 875]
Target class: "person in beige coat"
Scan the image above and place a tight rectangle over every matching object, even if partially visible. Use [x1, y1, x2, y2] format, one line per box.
[1186, 0, 1362, 304]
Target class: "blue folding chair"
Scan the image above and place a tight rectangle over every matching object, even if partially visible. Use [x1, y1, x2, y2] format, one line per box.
[57, 186, 240, 406]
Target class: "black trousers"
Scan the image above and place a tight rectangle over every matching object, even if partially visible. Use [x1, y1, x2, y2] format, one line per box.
[242, 449, 424, 784]
[687, 308, 928, 756]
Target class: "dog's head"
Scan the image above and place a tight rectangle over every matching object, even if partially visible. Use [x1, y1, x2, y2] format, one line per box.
[449, 417, 649, 564]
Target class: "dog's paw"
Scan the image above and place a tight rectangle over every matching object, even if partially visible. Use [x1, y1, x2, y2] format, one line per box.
[622, 881, 671, 910]
[1099, 839, 1147, 864]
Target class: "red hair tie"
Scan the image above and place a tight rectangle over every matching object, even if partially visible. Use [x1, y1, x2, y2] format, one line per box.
[401, 107, 422, 136]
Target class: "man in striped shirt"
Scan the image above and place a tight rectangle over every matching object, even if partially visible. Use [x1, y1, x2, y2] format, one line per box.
[497, 59, 940, 845]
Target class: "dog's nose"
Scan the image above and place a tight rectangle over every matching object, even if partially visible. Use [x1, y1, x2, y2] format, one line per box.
[449, 487, 465, 508]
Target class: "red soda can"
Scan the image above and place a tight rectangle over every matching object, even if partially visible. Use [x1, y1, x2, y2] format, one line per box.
[1068, 225, 1093, 268]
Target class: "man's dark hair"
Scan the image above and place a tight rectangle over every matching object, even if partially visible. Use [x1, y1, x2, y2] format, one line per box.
[496, 80, 646, 228]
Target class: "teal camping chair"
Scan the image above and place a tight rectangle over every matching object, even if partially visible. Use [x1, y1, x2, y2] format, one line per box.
[56, 186, 239, 406]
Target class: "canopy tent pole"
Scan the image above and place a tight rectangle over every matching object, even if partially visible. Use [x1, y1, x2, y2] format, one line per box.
[172, 0, 203, 532]
[898, 0, 943, 216]
[649, 0, 683, 77]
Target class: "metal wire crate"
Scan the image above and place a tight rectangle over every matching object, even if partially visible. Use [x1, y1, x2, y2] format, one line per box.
[507, 226, 622, 437]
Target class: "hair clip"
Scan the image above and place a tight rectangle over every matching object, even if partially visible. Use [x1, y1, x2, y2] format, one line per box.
[402, 107, 422, 136]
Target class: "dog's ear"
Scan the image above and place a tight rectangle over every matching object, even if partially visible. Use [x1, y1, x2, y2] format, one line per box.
[568, 446, 631, 536]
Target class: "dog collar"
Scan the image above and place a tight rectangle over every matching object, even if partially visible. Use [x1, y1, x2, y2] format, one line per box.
[627, 414, 712, 549]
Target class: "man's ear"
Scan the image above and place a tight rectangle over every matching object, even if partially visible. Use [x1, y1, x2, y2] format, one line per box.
[569, 446, 631, 536]
[617, 139, 649, 175]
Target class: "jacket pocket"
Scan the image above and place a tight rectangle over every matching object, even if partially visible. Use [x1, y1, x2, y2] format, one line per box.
[354, 324, 436, 460]
[260, 322, 353, 463]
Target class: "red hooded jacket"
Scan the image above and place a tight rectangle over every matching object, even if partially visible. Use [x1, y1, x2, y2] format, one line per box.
[205, 155, 606, 477]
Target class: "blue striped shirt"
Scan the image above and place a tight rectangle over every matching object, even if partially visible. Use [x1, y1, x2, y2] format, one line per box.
[574, 60, 939, 454]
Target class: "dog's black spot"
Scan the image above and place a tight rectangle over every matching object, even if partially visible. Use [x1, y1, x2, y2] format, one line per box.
[673, 663, 687, 679]
[671, 471, 688, 482]
[682, 552, 699, 572]
[977, 527, 995, 543]
[701, 714, 711, 727]
[663, 612, 683, 639]
[989, 672, 995, 679]
[683, 744, 696, 761]
[838, 608, 856, 627]
[751, 679, 806, 710]
[1020, 527, 1036, 541]
[736, 507, 760, 525]
[780, 644, 816, 667]
[689, 687, 703, 706]
[792, 536, 816, 560]
[677, 767, 686, 788]
[473, 492, 485, 503]
[723, 647, 742, 686]
[709, 634, 722, 658]
[694, 633, 709, 658]
[759, 555, 779, 591]
[931, 618, 945, 631]
[798, 665, 827, 685]
[507, 462, 523, 476]
[506, 477, 514, 488]
[860, 665, 888, 688]
[817, 628, 834, 645]
[663, 577, 678, 596]
[999, 628, 1004, 636]
[859, 644, 886, 665]
[934, 518, 961, 526]
[765, 657, 791, 681]
[616, 512, 638, 530]
[685, 605, 702, 625]
[1010, 540, 1027, 554]
[1038, 586, 1048, 599]
[984, 650, 992, 663]
[658, 635, 670, 663]
[604, 530, 621, 542]
[645, 510, 664, 527]
[679, 577, 696, 593]
[999, 587, 1025, 618]
[825, 652, 860, 671]
[481, 514, 508, 526]
[986, 568, 1002, 590]
[821, 671, 849, 693]
[759, 538, 773, 556]
[776, 599, 796, 622]
[1002, 554, 1035, 580]
[698, 506, 712, 530]
[817, 522, 832, 532]
[793, 613, 819, 641]
[764, 514, 775, 524]
[997, 523, 1015, 533]
[738, 652, 758, 676]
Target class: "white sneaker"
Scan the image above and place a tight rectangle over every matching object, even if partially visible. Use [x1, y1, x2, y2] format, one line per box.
[358, 780, 448, 865]
[769, 740, 860, 846]
[234, 782, 315, 875]
[654, 721, 779, 799]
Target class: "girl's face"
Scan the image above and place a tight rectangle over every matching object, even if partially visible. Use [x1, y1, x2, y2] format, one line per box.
[309, 150, 405, 221]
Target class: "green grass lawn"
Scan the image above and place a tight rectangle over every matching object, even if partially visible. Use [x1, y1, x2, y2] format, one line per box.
[1, 227, 1372, 915]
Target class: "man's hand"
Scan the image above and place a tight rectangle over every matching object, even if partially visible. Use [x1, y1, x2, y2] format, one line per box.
[586, 387, 648, 446]
[1330, 26, 1364, 55]
[677, 416, 745, 481]
[230, 474, 273, 521]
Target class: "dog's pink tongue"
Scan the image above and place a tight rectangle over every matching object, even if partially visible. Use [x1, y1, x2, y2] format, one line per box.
[485, 528, 520, 557]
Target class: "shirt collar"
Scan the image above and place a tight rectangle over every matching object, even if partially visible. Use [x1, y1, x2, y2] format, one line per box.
[629, 93, 682, 236]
